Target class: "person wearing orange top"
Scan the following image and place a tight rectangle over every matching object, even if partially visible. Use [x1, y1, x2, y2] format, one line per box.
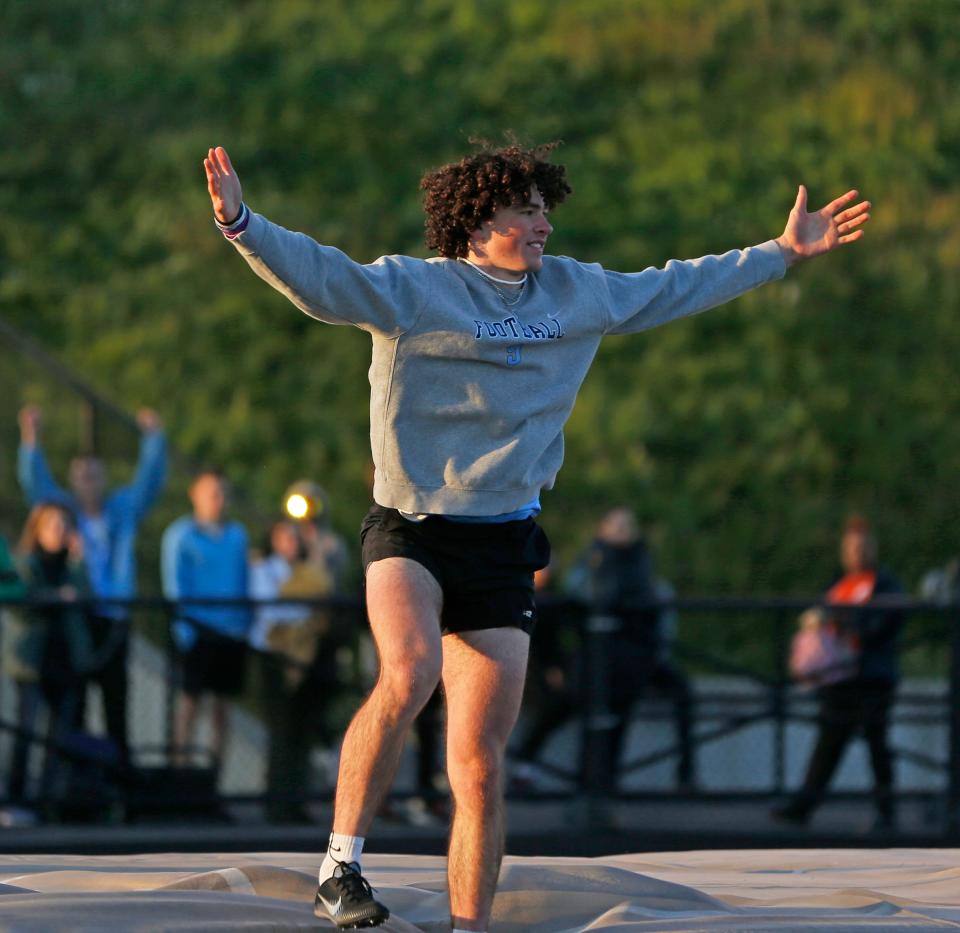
[773, 516, 904, 830]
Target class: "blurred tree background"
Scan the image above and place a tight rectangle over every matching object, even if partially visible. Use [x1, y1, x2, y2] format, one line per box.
[1, 0, 958, 603]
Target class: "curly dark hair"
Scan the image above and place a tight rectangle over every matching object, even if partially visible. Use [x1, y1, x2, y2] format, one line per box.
[420, 142, 572, 259]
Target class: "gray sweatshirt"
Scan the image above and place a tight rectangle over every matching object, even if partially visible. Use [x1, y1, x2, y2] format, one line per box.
[229, 211, 786, 516]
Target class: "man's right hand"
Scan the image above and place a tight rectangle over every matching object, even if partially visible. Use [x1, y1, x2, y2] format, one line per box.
[136, 407, 163, 434]
[18, 405, 41, 445]
[203, 146, 243, 224]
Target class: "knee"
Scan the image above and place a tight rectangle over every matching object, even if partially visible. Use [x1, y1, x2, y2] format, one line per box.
[376, 652, 442, 718]
[447, 737, 507, 803]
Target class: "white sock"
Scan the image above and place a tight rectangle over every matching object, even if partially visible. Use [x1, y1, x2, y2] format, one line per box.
[318, 831, 365, 884]
[452, 928, 486, 933]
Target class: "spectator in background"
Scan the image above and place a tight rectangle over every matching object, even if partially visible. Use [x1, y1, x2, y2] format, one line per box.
[773, 515, 904, 830]
[512, 508, 695, 790]
[283, 480, 349, 592]
[0, 534, 22, 602]
[510, 561, 581, 791]
[17, 405, 167, 764]
[919, 555, 960, 606]
[162, 468, 249, 772]
[250, 518, 334, 822]
[514, 548, 695, 793]
[0, 531, 27, 810]
[647, 577, 696, 790]
[564, 507, 675, 792]
[0, 529, 25, 645]
[8, 503, 93, 807]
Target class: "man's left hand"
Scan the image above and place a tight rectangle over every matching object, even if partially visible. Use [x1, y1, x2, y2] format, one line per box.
[776, 185, 871, 267]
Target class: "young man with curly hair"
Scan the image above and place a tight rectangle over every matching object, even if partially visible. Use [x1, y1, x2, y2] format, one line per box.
[204, 142, 869, 931]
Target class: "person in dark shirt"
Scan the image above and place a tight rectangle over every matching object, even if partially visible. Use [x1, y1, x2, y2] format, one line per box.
[9, 503, 93, 805]
[509, 563, 581, 791]
[773, 515, 903, 829]
[0, 534, 23, 601]
[565, 508, 667, 792]
[515, 534, 695, 793]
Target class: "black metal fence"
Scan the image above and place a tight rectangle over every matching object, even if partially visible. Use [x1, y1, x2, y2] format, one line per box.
[566, 594, 960, 835]
[1, 593, 958, 835]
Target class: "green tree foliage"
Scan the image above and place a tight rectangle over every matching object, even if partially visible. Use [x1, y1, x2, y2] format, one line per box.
[1, 0, 958, 597]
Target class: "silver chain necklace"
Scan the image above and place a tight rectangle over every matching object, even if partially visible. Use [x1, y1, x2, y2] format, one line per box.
[460, 259, 526, 307]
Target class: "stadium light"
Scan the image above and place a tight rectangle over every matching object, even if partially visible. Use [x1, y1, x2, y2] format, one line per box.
[283, 480, 329, 522]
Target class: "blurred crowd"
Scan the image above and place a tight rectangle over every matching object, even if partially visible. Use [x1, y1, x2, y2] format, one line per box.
[1, 406, 350, 823]
[0, 405, 954, 831]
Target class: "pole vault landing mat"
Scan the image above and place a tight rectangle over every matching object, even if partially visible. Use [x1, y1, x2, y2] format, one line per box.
[2, 849, 960, 930]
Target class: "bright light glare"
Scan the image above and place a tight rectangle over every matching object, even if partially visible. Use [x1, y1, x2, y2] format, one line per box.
[285, 493, 310, 519]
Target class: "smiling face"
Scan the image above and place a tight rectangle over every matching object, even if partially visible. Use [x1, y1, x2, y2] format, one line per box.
[466, 186, 554, 280]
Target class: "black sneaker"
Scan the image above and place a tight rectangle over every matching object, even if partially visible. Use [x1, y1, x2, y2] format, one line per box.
[314, 860, 390, 929]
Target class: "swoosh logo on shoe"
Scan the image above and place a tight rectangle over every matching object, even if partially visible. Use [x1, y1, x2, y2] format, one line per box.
[319, 894, 343, 915]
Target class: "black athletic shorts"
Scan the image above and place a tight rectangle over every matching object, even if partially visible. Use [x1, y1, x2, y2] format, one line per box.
[177, 624, 248, 698]
[360, 504, 551, 635]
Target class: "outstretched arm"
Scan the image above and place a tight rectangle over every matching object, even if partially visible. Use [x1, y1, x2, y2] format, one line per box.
[204, 146, 243, 225]
[201, 145, 428, 336]
[775, 185, 871, 268]
[601, 185, 870, 336]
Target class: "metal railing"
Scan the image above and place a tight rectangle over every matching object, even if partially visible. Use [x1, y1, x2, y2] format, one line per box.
[0, 593, 957, 835]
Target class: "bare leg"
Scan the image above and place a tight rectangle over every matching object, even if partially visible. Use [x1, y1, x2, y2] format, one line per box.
[174, 692, 200, 766]
[332, 558, 443, 836]
[443, 627, 529, 931]
[211, 696, 230, 767]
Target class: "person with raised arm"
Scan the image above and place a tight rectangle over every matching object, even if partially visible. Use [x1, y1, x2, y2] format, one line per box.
[204, 141, 869, 932]
[18, 405, 167, 765]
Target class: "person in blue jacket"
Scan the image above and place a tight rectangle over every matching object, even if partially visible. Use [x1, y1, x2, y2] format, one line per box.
[18, 405, 167, 763]
[162, 468, 250, 771]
